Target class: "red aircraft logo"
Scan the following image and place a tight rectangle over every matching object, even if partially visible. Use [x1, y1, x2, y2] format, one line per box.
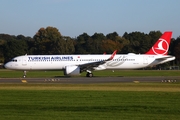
[152, 38, 169, 55]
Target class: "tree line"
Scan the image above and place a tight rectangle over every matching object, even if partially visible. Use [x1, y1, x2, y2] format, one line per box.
[0, 26, 180, 67]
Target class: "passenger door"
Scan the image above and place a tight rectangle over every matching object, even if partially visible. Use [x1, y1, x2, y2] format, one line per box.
[22, 56, 27, 65]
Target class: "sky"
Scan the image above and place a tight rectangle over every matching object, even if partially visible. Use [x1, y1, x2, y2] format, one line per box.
[0, 0, 180, 38]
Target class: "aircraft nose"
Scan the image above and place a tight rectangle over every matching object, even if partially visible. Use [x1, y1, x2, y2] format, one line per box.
[4, 62, 10, 69]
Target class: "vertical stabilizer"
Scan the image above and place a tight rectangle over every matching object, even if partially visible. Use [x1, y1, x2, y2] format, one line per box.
[146, 31, 172, 55]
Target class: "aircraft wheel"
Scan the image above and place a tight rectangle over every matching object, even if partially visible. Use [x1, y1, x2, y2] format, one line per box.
[89, 73, 93, 77]
[86, 73, 93, 77]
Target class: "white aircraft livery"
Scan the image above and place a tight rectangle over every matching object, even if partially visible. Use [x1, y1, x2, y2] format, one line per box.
[4, 31, 175, 77]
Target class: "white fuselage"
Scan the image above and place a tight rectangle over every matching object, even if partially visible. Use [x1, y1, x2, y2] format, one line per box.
[4, 54, 175, 71]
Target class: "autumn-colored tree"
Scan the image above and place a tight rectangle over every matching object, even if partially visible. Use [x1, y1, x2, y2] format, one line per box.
[101, 39, 122, 53]
[33, 26, 66, 55]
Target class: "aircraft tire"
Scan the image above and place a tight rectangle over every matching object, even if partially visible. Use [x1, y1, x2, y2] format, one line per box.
[86, 73, 93, 77]
[89, 73, 93, 77]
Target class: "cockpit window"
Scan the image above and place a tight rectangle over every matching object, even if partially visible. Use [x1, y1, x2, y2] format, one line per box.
[12, 59, 17, 62]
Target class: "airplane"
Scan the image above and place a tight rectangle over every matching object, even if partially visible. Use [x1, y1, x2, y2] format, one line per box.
[4, 31, 175, 78]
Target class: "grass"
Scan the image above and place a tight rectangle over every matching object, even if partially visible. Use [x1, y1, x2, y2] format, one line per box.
[0, 69, 180, 78]
[0, 69, 180, 119]
[0, 83, 180, 92]
[0, 85, 180, 120]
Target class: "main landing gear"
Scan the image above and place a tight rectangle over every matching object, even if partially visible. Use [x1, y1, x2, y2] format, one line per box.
[86, 70, 93, 77]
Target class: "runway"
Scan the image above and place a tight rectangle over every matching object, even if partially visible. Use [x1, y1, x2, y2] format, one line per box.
[0, 76, 179, 83]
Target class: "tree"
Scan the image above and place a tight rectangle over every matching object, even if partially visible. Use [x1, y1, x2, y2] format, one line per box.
[106, 32, 119, 41]
[0, 34, 33, 63]
[116, 36, 129, 53]
[91, 33, 106, 40]
[60, 36, 75, 54]
[0, 34, 16, 41]
[122, 31, 149, 53]
[90, 33, 106, 53]
[33, 26, 65, 55]
[74, 33, 91, 54]
[3, 40, 28, 63]
[148, 31, 162, 45]
[17, 35, 26, 40]
[0, 39, 5, 63]
[173, 37, 180, 65]
[101, 39, 121, 53]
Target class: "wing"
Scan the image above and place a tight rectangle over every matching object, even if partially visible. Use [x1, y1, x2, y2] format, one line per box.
[79, 50, 117, 72]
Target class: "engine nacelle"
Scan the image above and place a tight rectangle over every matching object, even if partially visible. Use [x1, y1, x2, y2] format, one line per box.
[64, 66, 80, 76]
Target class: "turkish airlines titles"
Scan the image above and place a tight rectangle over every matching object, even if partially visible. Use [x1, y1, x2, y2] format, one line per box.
[28, 56, 74, 61]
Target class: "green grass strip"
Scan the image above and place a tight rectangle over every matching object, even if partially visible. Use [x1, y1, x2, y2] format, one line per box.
[0, 83, 180, 92]
[0, 90, 180, 120]
[0, 69, 180, 78]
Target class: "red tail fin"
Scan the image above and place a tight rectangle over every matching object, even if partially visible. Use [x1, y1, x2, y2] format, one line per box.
[146, 31, 172, 55]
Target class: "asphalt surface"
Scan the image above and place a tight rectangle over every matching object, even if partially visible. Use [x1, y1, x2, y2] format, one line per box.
[0, 76, 179, 84]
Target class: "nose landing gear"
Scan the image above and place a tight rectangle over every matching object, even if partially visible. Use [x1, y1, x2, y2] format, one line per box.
[23, 71, 27, 78]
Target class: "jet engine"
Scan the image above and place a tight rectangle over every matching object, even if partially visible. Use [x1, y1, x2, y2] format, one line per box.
[64, 65, 80, 76]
